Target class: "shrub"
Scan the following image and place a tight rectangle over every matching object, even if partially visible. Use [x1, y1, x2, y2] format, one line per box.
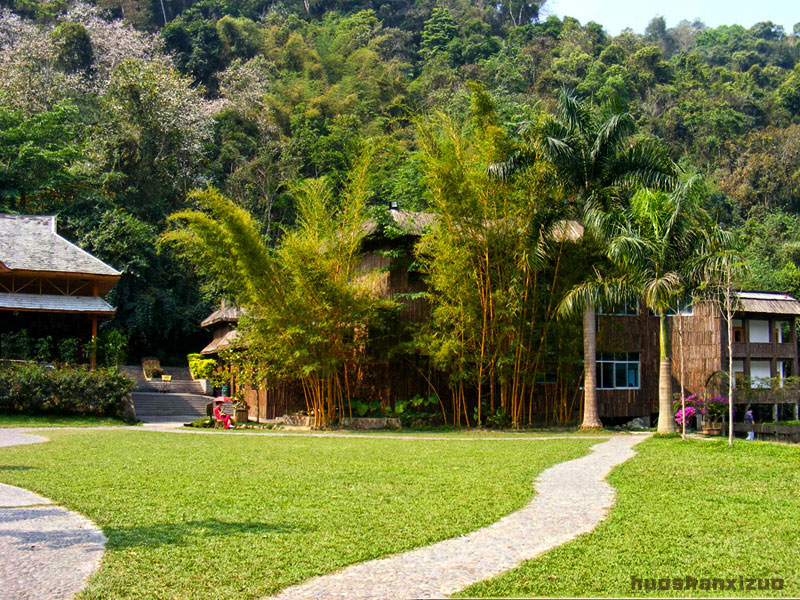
[185, 417, 214, 428]
[187, 353, 217, 380]
[0, 363, 135, 419]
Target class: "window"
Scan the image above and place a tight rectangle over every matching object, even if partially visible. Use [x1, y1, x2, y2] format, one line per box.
[750, 360, 771, 389]
[775, 321, 791, 343]
[732, 319, 743, 343]
[749, 320, 770, 343]
[732, 360, 745, 389]
[597, 299, 639, 316]
[778, 361, 792, 388]
[596, 352, 640, 389]
[667, 298, 694, 316]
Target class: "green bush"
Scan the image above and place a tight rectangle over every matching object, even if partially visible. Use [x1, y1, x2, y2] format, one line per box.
[187, 353, 217, 380]
[0, 363, 135, 418]
[185, 417, 214, 428]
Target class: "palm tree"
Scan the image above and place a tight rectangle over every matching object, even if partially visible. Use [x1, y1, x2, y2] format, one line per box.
[525, 90, 676, 429]
[606, 179, 708, 433]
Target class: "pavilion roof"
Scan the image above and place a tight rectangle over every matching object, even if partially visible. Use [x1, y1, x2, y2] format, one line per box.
[0, 293, 115, 314]
[0, 214, 120, 277]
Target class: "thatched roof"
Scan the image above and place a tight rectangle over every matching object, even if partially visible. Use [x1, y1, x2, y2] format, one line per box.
[363, 209, 437, 237]
[201, 303, 243, 327]
[736, 291, 800, 315]
[200, 329, 241, 355]
[0, 215, 120, 277]
[551, 220, 584, 242]
[365, 210, 583, 242]
[0, 293, 115, 314]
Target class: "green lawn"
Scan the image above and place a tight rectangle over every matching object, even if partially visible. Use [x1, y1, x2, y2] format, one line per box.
[235, 426, 620, 438]
[0, 414, 133, 427]
[0, 429, 599, 599]
[458, 437, 800, 598]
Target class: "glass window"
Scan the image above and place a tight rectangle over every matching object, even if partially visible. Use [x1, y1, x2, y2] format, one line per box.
[597, 299, 639, 316]
[732, 319, 744, 343]
[596, 352, 640, 389]
[731, 360, 745, 388]
[667, 297, 694, 316]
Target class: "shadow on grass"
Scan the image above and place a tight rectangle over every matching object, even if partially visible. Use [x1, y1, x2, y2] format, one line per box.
[0, 465, 36, 471]
[107, 519, 310, 549]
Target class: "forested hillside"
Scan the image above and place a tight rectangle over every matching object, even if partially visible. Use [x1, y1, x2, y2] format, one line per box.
[1, 0, 799, 361]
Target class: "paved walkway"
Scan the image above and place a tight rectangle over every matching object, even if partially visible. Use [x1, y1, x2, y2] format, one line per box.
[270, 434, 649, 600]
[0, 429, 106, 600]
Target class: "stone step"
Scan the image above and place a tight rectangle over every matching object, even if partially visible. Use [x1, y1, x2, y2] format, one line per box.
[120, 365, 145, 382]
[131, 392, 211, 418]
[133, 380, 208, 394]
[160, 366, 193, 381]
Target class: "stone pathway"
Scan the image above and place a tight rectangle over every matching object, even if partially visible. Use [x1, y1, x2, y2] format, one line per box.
[270, 434, 649, 600]
[0, 429, 106, 600]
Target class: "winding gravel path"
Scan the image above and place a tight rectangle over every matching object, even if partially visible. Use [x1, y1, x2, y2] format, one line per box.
[270, 434, 649, 600]
[0, 429, 106, 600]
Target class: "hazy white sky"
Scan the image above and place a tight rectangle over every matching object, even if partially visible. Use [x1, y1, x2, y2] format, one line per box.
[544, 0, 798, 36]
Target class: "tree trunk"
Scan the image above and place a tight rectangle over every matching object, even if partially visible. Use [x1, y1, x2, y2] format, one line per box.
[581, 303, 602, 429]
[656, 312, 676, 433]
[726, 277, 735, 446]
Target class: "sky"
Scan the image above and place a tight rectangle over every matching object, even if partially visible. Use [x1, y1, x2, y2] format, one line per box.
[544, 0, 798, 36]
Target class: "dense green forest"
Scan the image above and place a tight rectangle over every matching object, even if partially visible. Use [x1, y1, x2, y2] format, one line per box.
[1, 0, 799, 363]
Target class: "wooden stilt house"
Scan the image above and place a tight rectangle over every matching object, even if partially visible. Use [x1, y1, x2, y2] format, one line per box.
[0, 214, 120, 367]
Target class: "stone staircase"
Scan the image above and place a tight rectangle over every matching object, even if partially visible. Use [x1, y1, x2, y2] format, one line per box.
[122, 365, 212, 422]
[130, 392, 211, 420]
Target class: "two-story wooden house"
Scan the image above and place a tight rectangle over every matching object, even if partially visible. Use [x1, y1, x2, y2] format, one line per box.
[596, 291, 800, 423]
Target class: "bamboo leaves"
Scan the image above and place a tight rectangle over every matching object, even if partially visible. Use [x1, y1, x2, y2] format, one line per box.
[164, 151, 386, 427]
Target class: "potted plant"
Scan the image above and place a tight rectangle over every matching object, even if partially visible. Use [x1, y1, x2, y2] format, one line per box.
[233, 391, 249, 425]
[674, 394, 727, 435]
[698, 396, 728, 436]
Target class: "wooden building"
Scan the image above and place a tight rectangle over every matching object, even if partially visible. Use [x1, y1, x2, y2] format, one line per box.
[596, 292, 800, 422]
[0, 214, 120, 366]
[360, 207, 434, 322]
[199, 301, 242, 356]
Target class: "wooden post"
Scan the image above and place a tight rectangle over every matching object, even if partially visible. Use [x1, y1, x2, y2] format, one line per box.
[90, 314, 98, 370]
[90, 280, 99, 370]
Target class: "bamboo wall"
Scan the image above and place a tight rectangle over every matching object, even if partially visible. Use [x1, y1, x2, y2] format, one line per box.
[359, 238, 428, 322]
[596, 300, 800, 419]
[596, 301, 723, 419]
[244, 381, 306, 421]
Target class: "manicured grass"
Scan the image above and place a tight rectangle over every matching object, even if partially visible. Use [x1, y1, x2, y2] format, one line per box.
[242, 427, 620, 438]
[458, 437, 800, 598]
[0, 414, 133, 427]
[0, 429, 598, 599]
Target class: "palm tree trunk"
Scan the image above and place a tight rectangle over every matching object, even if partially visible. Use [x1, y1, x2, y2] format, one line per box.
[581, 303, 602, 429]
[656, 312, 676, 433]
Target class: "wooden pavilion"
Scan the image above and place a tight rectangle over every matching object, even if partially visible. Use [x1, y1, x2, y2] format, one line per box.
[0, 214, 121, 367]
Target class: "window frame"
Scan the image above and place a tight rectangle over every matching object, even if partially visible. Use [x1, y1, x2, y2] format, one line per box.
[596, 352, 641, 390]
[597, 299, 639, 316]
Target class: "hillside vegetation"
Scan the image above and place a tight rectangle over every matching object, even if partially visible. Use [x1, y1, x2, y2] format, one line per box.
[1, 1, 799, 360]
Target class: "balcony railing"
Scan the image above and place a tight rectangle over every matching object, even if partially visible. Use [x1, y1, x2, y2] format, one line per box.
[730, 341, 796, 359]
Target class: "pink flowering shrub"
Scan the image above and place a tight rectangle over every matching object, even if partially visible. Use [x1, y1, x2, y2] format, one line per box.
[675, 405, 696, 425]
[674, 393, 728, 424]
